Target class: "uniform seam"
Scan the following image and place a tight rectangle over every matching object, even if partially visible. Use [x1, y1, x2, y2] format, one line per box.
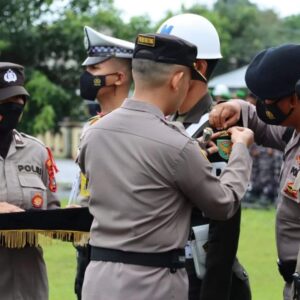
[87, 127, 189, 151]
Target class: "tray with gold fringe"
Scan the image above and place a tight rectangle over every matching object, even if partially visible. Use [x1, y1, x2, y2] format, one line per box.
[0, 207, 93, 248]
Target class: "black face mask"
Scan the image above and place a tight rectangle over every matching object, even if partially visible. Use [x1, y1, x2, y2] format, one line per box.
[0, 102, 24, 133]
[79, 71, 117, 101]
[256, 98, 294, 125]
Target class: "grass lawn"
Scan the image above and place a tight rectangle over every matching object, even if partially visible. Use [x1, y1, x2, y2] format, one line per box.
[239, 208, 283, 300]
[44, 208, 283, 300]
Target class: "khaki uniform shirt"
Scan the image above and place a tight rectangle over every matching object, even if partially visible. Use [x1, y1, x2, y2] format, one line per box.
[78, 99, 252, 300]
[239, 100, 300, 262]
[76, 114, 103, 206]
[0, 130, 59, 300]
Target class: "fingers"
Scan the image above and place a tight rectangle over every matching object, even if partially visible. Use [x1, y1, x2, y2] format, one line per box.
[209, 106, 224, 130]
[228, 126, 254, 147]
[209, 102, 241, 129]
[0, 202, 24, 213]
[206, 140, 218, 155]
[223, 109, 240, 129]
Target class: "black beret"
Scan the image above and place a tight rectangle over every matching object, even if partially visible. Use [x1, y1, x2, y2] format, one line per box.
[0, 62, 29, 102]
[245, 44, 300, 100]
[133, 33, 206, 82]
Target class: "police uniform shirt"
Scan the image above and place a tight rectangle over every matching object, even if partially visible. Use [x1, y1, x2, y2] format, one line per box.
[238, 99, 300, 262]
[0, 129, 59, 300]
[0, 130, 59, 209]
[171, 93, 213, 227]
[78, 98, 251, 300]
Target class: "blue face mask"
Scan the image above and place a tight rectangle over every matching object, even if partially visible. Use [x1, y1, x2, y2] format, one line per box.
[0, 102, 24, 132]
[256, 98, 294, 125]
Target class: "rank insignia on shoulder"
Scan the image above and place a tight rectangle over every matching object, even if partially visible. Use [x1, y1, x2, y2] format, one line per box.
[88, 115, 101, 126]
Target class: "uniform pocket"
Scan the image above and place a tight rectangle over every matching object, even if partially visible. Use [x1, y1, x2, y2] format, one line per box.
[18, 175, 47, 209]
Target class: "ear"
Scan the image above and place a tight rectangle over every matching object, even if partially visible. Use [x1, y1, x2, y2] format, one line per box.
[195, 59, 207, 77]
[114, 72, 125, 86]
[170, 71, 184, 91]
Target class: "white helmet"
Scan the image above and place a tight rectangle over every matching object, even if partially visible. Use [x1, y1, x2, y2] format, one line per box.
[157, 14, 222, 59]
[212, 84, 230, 97]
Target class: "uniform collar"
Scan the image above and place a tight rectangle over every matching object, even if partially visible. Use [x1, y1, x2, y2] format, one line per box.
[172, 93, 213, 124]
[121, 98, 165, 120]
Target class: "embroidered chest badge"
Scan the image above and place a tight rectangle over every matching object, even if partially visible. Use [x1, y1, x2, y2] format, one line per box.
[284, 181, 298, 200]
[31, 193, 44, 208]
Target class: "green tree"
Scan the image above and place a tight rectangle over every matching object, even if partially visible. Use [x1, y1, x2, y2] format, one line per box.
[0, 0, 144, 134]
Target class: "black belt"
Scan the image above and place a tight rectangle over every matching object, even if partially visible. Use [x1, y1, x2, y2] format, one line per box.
[91, 246, 185, 273]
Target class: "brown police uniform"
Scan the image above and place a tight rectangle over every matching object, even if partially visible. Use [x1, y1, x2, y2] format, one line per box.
[238, 99, 300, 299]
[0, 130, 60, 300]
[78, 97, 252, 300]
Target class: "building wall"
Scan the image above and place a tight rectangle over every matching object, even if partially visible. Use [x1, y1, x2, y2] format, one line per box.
[37, 121, 84, 159]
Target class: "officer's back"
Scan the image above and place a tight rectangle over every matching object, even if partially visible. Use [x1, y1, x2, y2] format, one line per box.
[78, 33, 253, 300]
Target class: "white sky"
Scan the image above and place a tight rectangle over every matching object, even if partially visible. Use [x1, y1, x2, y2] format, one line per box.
[114, 0, 300, 23]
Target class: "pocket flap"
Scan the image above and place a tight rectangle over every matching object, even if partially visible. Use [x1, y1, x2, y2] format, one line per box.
[19, 175, 46, 190]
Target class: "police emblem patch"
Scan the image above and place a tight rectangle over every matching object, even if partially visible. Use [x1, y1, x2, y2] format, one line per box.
[93, 77, 101, 87]
[283, 181, 298, 200]
[216, 132, 232, 161]
[4, 69, 17, 82]
[266, 110, 276, 120]
[31, 193, 43, 208]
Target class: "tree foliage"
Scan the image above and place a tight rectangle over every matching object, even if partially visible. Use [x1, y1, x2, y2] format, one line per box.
[1, 0, 300, 134]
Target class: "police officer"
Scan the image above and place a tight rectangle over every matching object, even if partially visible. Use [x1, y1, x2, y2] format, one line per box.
[0, 62, 60, 299]
[78, 33, 254, 300]
[157, 14, 251, 300]
[209, 43, 300, 300]
[73, 26, 134, 300]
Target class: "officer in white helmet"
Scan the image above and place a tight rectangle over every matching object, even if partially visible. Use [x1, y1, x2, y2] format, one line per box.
[158, 14, 251, 300]
[212, 84, 231, 103]
[72, 26, 134, 300]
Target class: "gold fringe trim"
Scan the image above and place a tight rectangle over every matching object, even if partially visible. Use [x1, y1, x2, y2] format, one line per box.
[0, 230, 90, 248]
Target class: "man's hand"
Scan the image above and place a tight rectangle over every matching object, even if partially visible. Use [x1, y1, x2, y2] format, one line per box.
[0, 202, 24, 213]
[197, 131, 222, 156]
[209, 101, 242, 130]
[227, 126, 254, 148]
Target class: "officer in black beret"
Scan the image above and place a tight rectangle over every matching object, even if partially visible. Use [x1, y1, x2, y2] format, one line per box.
[133, 33, 206, 82]
[209, 43, 300, 300]
[0, 62, 60, 299]
[78, 32, 253, 300]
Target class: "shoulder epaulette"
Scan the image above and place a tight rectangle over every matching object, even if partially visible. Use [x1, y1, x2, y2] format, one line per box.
[19, 132, 46, 147]
[88, 114, 102, 126]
